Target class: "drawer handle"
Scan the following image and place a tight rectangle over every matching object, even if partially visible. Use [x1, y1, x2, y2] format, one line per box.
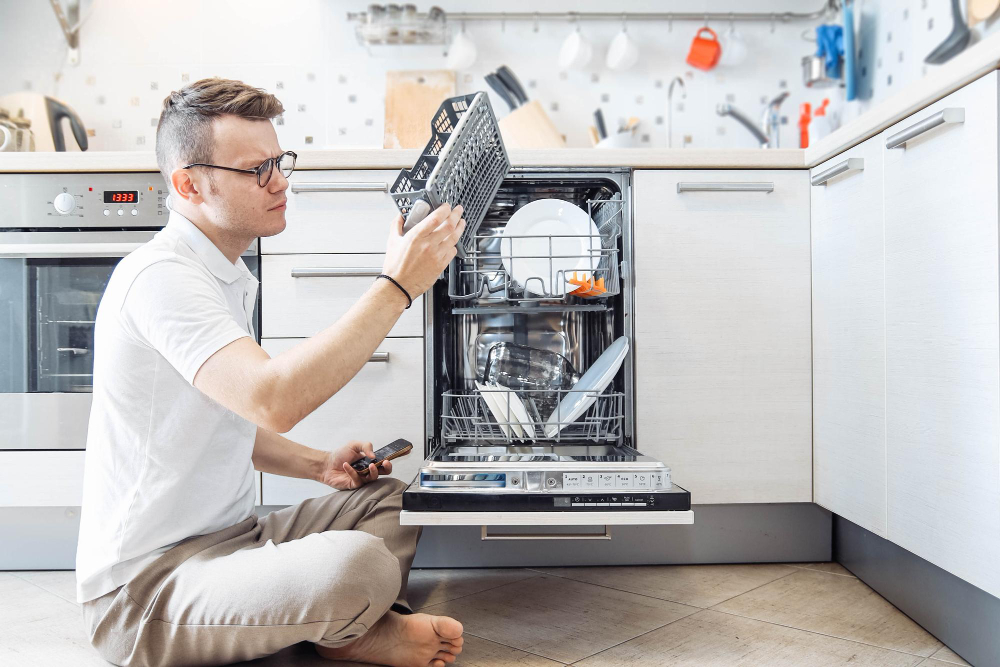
[676, 182, 774, 193]
[885, 108, 965, 149]
[480, 526, 611, 540]
[368, 352, 390, 363]
[290, 267, 382, 278]
[290, 182, 388, 193]
[811, 158, 865, 186]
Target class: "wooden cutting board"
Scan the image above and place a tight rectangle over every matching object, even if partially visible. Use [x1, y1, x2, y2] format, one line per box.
[384, 70, 456, 149]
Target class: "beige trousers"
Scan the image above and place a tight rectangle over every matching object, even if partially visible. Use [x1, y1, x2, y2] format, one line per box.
[82, 477, 420, 667]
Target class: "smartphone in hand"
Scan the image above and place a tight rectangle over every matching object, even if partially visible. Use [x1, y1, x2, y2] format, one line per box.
[350, 438, 413, 477]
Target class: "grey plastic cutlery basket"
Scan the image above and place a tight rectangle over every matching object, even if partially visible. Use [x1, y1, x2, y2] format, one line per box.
[389, 92, 510, 255]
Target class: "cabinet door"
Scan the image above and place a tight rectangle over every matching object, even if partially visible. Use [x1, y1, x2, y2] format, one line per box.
[633, 170, 812, 504]
[883, 72, 1000, 597]
[261, 170, 401, 255]
[811, 137, 887, 536]
[261, 254, 423, 338]
[259, 338, 424, 505]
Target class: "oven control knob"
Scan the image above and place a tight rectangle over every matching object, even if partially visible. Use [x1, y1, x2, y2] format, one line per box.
[53, 192, 75, 215]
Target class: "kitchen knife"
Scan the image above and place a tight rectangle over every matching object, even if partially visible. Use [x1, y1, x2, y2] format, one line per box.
[485, 73, 517, 111]
[497, 65, 529, 106]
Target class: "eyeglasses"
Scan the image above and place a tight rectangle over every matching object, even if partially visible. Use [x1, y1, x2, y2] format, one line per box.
[182, 150, 297, 188]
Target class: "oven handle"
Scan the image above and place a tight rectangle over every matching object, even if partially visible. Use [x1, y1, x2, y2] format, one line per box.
[0, 242, 146, 258]
[480, 526, 612, 540]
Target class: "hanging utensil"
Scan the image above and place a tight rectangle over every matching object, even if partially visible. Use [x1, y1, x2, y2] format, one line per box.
[969, 0, 1000, 26]
[926, 0, 971, 65]
[593, 109, 607, 139]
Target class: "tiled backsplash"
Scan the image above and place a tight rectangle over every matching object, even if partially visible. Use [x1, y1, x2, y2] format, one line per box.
[1, 0, 997, 152]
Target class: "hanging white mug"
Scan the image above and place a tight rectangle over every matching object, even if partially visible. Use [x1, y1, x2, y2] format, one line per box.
[559, 28, 593, 71]
[446, 28, 477, 70]
[606, 29, 640, 71]
[719, 25, 748, 67]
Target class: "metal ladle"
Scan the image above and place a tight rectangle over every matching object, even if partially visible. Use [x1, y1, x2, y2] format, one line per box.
[925, 0, 971, 65]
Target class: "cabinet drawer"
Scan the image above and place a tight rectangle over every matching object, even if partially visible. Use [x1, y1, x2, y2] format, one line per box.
[263, 170, 400, 254]
[261, 254, 423, 338]
[259, 338, 425, 505]
[810, 136, 887, 537]
[633, 169, 812, 505]
[0, 451, 84, 506]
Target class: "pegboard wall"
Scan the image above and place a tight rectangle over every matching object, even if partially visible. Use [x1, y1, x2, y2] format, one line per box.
[1, 0, 996, 152]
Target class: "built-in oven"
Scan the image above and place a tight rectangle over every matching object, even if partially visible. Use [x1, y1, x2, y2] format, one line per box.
[0, 173, 259, 451]
[400, 169, 692, 530]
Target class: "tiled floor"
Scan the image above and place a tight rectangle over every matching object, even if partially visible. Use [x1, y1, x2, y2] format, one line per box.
[0, 564, 974, 666]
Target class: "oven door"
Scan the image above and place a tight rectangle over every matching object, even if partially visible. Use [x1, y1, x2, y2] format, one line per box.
[0, 231, 260, 451]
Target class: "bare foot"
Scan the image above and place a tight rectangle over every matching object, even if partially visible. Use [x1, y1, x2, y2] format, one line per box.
[315, 611, 464, 667]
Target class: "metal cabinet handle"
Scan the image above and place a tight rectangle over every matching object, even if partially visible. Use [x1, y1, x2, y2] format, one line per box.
[290, 267, 382, 278]
[885, 108, 965, 149]
[676, 182, 774, 193]
[0, 242, 145, 258]
[368, 352, 390, 363]
[811, 157, 865, 186]
[290, 182, 388, 193]
[480, 526, 611, 540]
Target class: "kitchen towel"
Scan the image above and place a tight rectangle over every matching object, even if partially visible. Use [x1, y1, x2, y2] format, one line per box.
[843, 0, 858, 101]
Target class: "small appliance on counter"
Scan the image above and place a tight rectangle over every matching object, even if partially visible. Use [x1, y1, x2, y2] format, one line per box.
[0, 92, 88, 152]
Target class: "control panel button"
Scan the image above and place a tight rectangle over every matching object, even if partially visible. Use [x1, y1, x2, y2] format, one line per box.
[103, 209, 110, 216]
[562, 473, 581, 489]
[615, 473, 634, 489]
[581, 473, 598, 489]
[131, 209, 138, 216]
[53, 192, 75, 214]
[599, 473, 615, 488]
[117, 209, 124, 216]
[635, 473, 651, 489]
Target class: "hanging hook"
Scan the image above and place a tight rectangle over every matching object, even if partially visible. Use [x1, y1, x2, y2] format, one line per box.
[770, 12, 776, 33]
[621, 13, 627, 33]
[730, 12, 735, 31]
[533, 11, 539, 33]
[668, 13, 673, 33]
[460, 20, 466, 34]
[501, 12, 506, 33]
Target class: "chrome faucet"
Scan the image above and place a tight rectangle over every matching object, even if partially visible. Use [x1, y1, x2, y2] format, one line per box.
[667, 76, 686, 148]
[716, 91, 790, 148]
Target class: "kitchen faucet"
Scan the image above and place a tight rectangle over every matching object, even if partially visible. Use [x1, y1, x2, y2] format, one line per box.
[716, 91, 791, 148]
[667, 76, 686, 148]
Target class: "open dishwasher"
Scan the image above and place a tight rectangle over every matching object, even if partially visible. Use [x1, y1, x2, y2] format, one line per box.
[400, 169, 692, 527]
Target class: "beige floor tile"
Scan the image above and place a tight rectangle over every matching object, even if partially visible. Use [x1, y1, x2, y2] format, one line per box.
[788, 562, 856, 577]
[421, 574, 697, 664]
[535, 563, 798, 608]
[928, 645, 971, 666]
[575, 609, 925, 667]
[0, 574, 105, 666]
[918, 660, 965, 666]
[13, 570, 79, 606]
[407, 568, 539, 610]
[713, 569, 943, 657]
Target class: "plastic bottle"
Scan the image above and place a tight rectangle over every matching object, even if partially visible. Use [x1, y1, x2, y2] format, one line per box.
[798, 102, 812, 149]
[811, 98, 832, 142]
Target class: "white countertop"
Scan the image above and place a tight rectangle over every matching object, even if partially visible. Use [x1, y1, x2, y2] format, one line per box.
[3, 30, 1000, 174]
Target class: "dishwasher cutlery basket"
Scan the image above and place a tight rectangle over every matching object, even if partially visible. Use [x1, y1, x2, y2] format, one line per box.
[389, 92, 510, 256]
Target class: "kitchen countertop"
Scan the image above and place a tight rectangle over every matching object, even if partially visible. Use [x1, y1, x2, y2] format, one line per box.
[3, 30, 1000, 174]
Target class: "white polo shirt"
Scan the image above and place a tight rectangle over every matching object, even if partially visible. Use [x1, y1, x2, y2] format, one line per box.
[76, 211, 259, 603]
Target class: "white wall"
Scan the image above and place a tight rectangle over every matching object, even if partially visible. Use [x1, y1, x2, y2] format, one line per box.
[1, 0, 997, 152]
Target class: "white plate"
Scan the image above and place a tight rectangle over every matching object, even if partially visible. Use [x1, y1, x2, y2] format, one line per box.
[504, 390, 537, 441]
[488, 385, 526, 440]
[544, 336, 630, 439]
[475, 381, 519, 441]
[501, 199, 602, 297]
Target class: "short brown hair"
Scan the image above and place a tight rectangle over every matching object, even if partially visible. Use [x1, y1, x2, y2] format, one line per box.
[155, 78, 284, 191]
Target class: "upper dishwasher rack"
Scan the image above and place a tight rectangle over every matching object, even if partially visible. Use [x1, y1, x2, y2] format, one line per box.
[448, 194, 624, 303]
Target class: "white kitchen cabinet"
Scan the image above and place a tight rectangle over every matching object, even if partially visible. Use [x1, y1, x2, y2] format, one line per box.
[633, 170, 812, 504]
[261, 254, 423, 338]
[810, 137, 887, 537]
[882, 72, 1000, 598]
[262, 170, 401, 255]
[259, 337, 424, 505]
[0, 451, 84, 506]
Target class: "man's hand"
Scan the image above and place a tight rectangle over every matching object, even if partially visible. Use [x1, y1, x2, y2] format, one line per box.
[382, 204, 466, 298]
[318, 440, 393, 490]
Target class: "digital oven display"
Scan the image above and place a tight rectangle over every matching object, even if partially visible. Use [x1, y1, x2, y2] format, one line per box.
[103, 190, 138, 204]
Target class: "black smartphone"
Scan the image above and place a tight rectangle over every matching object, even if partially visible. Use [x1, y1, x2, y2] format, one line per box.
[350, 438, 413, 476]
